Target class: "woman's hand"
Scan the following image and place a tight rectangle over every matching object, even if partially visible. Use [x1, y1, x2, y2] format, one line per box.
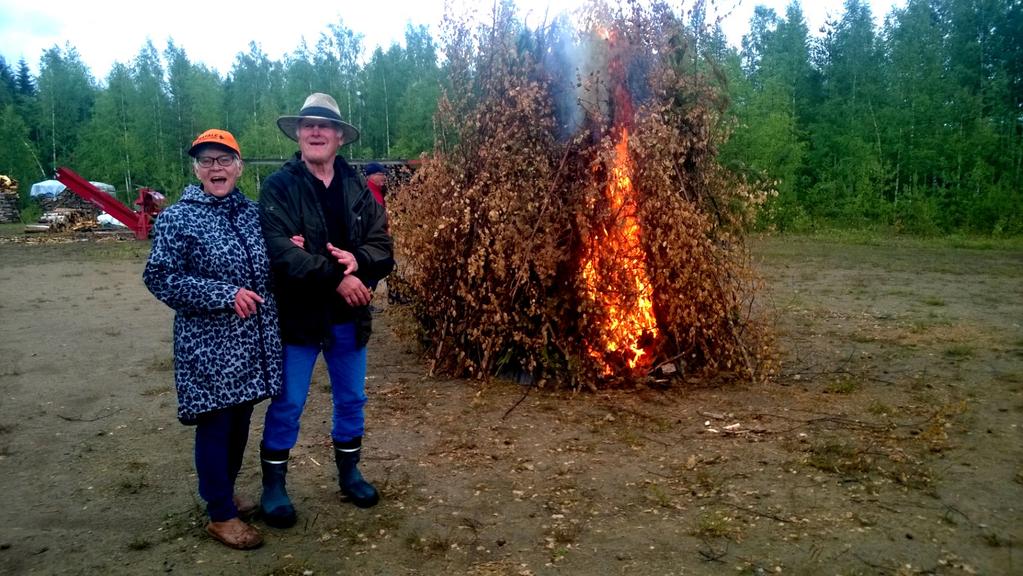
[234, 287, 264, 318]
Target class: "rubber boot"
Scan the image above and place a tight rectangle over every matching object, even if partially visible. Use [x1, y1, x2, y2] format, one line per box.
[333, 437, 379, 508]
[260, 444, 297, 528]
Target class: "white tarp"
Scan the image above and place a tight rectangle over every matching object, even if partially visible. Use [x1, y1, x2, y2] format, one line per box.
[97, 212, 127, 228]
[30, 180, 116, 197]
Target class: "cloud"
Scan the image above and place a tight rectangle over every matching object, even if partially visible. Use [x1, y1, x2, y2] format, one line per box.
[0, 5, 64, 66]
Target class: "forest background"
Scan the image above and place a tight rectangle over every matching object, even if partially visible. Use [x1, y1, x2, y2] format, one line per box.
[0, 0, 1019, 236]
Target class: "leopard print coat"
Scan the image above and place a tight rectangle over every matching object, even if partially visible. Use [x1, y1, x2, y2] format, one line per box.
[144, 184, 283, 423]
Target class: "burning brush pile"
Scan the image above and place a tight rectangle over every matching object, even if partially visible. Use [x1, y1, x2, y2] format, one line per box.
[390, 1, 772, 389]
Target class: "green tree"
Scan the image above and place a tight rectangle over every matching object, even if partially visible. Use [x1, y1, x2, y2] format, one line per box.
[15, 58, 35, 97]
[741, 5, 779, 78]
[166, 41, 225, 188]
[941, 0, 1021, 231]
[0, 104, 45, 206]
[282, 40, 321, 116]
[724, 2, 815, 230]
[75, 64, 142, 198]
[227, 44, 291, 190]
[806, 0, 886, 224]
[358, 45, 400, 158]
[0, 57, 15, 107]
[314, 20, 364, 126]
[393, 24, 441, 158]
[880, 0, 947, 232]
[126, 41, 174, 190]
[35, 44, 96, 172]
[225, 42, 284, 140]
[237, 113, 289, 197]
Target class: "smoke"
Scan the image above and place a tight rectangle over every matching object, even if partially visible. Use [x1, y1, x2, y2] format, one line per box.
[541, 14, 591, 139]
[538, 9, 658, 140]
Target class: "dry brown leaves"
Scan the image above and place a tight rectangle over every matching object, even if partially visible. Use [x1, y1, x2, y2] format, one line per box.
[390, 1, 773, 390]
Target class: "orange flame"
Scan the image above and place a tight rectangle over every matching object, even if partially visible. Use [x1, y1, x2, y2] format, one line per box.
[581, 127, 658, 375]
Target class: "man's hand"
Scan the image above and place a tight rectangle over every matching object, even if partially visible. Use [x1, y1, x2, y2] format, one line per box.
[336, 274, 372, 307]
[234, 288, 264, 319]
[327, 242, 358, 275]
[289, 236, 356, 276]
[288, 236, 356, 276]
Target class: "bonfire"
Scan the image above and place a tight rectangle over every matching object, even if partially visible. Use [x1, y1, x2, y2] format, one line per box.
[390, 1, 771, 389]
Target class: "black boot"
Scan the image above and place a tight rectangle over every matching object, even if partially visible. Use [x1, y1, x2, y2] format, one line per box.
[333, 437, 379, 508]
[260, 444, 297, 528]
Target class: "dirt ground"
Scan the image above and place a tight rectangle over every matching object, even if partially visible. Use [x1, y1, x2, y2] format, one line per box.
[0, 230, 1020, 576]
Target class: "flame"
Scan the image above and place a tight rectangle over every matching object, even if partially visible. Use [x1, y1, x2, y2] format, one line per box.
[581, 127, 658, 375]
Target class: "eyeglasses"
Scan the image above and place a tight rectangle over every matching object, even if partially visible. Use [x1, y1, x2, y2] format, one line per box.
[195, 155, 236, 168]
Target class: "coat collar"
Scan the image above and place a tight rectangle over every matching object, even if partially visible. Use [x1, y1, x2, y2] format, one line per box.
[180, 183, 243, 205]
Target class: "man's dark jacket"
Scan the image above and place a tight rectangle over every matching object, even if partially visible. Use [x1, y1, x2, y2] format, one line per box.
[259, 153, 394, 347]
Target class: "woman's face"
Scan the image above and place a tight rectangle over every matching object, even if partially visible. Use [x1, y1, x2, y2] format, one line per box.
[192, 145, 243, 197]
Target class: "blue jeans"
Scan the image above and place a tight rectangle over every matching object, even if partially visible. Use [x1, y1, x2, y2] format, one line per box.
[263, 322, 367, 451]
[194, 403, 254, 521]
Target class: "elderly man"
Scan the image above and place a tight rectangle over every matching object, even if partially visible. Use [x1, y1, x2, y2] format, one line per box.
[258, 93, 394, 528]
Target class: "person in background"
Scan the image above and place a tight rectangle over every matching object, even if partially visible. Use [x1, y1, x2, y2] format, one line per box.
[258, 93, 394, 528]
[363, 162, 388, 208]
[362, 162, 391, 297]
[143, 129, 283, 550]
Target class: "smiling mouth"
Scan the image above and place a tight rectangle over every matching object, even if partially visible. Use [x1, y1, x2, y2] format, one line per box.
[210, 176, 228, 184]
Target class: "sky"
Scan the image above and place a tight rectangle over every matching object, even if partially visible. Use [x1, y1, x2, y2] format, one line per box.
[0, 0, 905, 80]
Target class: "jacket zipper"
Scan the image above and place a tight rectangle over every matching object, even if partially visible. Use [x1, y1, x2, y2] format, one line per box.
[225, 197, 273, 394]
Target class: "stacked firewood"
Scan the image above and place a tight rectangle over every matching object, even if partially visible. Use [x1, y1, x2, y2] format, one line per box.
[25, 186, 102, 232]
[39, 189, 100, 216]
[0, 175, 21, 223]
[37, 207, 97, 232]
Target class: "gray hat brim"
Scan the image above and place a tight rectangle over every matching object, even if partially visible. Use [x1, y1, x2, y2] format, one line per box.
[277, 116, 360, 146]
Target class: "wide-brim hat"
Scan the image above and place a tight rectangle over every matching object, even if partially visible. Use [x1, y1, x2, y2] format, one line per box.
[277, 92, 360, 145]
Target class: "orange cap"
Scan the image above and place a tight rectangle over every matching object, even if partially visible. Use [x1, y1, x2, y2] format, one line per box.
[188, 129, 241, 157]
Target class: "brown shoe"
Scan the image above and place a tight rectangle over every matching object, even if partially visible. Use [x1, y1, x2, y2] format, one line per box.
[233, 494, 258, 520]
[206, 518, 263, 550]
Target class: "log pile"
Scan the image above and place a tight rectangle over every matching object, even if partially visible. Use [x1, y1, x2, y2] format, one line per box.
[37, 208, 97, 232]
[40, 189, 100, 217]
[0, 175, 20, 223]
[25, 187, 102, 232]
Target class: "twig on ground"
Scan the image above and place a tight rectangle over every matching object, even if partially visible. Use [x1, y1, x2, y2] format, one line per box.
[697, 539, 728, 563]
[639, 466, 675, 479]
[777, 367, 902, 386]
[502, 382, 532, 419]
[943, 504, 972, 526]
[57, 408, 121, 422]
[854, 553, 894, 574]
[718, 501, 793, 523]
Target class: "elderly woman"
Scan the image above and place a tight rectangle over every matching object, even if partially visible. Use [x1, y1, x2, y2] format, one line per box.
[143, 129, 282, 550]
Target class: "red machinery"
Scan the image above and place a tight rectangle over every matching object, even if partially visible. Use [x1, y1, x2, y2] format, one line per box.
[55, 167, 165, 240]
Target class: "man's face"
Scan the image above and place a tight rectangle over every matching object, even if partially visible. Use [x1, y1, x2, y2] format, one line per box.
[368, 172, 387, 187]
[298, 119, 342, 165]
